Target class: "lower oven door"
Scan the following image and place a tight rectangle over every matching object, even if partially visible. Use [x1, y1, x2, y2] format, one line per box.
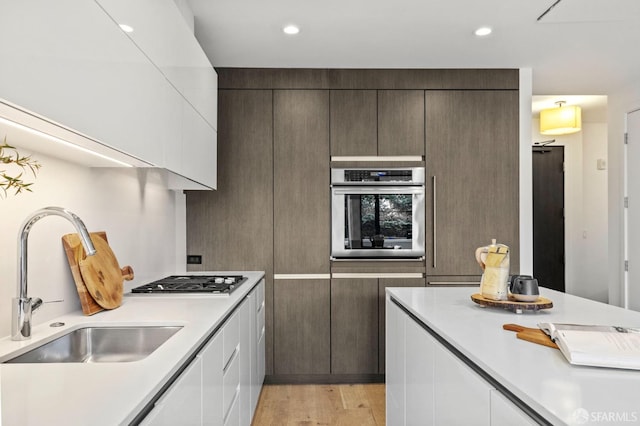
[331, 185, 425, 259]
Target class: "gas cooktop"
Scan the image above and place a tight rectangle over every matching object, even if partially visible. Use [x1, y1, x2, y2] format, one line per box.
[131, 275, 247, 295]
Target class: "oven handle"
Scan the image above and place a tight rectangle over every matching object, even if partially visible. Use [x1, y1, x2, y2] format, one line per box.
[432, 175, 437, 269]
[331, 186, 425, 195]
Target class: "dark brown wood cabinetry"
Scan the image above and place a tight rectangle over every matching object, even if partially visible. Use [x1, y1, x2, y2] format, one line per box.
[186, 89, 275, 374]
[272, 90, 332, 377]
[330, 90, 377, 156]
[425, 90, 519, 276]
[186, 69, 520, 384]
[274, 279, 330, 375]
[329, 89, 425, 157]
[273, 90, 330, 274]
[378, 90, 425, 157]
[330, 278, 379, 374]
[331, 277, 425, 376]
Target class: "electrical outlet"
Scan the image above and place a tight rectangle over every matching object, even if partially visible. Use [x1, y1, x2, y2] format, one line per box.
[187, 255, 202, 264]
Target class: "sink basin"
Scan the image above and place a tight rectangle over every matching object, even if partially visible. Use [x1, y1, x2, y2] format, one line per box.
[4, 326, 182, 364]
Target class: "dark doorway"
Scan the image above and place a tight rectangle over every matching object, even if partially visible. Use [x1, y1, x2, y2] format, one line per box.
[532, 146, 565, 292]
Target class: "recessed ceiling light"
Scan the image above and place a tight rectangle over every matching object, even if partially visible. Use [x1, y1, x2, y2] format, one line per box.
[283, 25, 300, 35]
[475, 26, 492, 37]
[119, 24, 134, 33]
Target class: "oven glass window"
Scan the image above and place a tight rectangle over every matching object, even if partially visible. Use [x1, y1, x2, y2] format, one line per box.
[344, 194, 413, 249]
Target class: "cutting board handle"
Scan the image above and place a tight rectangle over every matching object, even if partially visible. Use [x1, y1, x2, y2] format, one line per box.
[121, 265, 134, 281]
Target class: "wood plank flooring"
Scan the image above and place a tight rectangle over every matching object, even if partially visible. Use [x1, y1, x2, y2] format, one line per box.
[251, 384, 385, 426]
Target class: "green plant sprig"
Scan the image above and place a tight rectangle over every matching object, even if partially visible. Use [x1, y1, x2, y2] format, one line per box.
[0, 137, 42, 198]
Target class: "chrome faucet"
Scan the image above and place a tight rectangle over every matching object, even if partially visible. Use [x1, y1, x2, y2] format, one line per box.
[11, 207, 97, 341]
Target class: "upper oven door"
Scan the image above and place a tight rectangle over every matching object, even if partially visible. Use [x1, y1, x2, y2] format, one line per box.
[331, 185, 425, 259]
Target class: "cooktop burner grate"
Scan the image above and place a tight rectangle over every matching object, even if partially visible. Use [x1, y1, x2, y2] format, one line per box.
[131, 275, 247, 294]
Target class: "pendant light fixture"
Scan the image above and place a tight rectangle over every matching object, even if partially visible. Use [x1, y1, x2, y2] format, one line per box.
[539, 101, 582, 135]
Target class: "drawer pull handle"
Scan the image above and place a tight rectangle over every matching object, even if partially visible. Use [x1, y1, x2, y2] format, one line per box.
[223, 345, 239, 373]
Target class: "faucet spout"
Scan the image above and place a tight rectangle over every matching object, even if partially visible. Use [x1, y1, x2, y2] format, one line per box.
[12, 207, 96, 341]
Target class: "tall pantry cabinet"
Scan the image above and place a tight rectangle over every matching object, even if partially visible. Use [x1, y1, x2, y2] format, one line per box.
[425, 91, 520, 280]
[273, 90, 331, 375]
[186, 89, 274, 373]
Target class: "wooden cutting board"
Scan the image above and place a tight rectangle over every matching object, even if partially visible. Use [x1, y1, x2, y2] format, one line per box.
[503, 324, 559, 349]
[62, 232, 133, 315]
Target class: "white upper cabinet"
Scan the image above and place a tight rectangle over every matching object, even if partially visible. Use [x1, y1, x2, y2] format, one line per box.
[0, 0, 217, 189]
[96, 0, 218, 130]
[0, 0, 165, 166]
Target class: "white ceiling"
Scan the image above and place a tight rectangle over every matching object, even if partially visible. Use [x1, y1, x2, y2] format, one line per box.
[186, 0, 640, 96]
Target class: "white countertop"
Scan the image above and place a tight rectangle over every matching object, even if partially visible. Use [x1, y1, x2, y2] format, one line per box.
[0, 271, 265, 426]
[387, 286, 640, 425]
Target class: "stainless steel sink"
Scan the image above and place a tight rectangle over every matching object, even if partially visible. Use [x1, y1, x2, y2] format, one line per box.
[4, 326, 182, 364]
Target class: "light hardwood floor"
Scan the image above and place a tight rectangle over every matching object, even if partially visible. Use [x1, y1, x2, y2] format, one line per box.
[251, 384, 385, 426]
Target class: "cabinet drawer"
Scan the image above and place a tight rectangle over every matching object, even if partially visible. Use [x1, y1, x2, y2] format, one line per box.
[141, 356, 202, 426]
[224, 385, 240, 426]
[256, 279, 265, 307]
[257, 299, 265, 342]
[223, 345, 240, 419]
[223, 310, 240, 364]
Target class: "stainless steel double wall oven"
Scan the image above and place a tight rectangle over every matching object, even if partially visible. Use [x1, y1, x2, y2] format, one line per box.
[331, 167, 426, 260]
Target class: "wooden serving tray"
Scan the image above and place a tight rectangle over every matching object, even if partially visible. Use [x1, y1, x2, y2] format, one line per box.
[471, 293, 553, 314]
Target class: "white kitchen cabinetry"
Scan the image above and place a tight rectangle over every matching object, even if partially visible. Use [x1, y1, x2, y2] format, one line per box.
[181, 106, 217, 189]
[141, 356, 203, 426]
[385, 299, 406, 426]
[404, 314, 435, 426]
[0, 0, 217, 189]
[96, 0, 218, 130]
[97, 0, 218, 189]
[252, 279, 266, 414]
[387, 296, 534, 426]
[241, 279, 267, 423]
[0, 0, 164, 166]
[222, 310, 241, 424]
[433, 339, 491, 425]
[239, 292, 252, 426]
[202, 331, 224, 426]
[490, 390, 537, 426]
[142, 281, 265, 425]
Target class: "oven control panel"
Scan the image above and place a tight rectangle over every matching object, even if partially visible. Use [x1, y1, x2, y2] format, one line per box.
[344, 169, 412, 182]
[331, 167, 425, 185]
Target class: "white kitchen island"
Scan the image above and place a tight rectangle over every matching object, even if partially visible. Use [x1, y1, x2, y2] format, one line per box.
[386, 286, 640, 426]
[0, 271, 265, 426]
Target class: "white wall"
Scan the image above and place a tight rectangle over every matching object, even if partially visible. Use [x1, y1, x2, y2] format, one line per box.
[0, 150, 186, 338]
[531, 119, 608, 302]
[579, 123, 609, 302]
[608, 84, 640, 307]
[519, 69, 534, 275]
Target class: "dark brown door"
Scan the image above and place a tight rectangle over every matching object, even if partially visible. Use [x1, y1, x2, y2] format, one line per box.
[378, 90, 425, 156]
[532, 146, 565, 292]
[330, 278, 379, 374]
[273, 90, 330, 274]
[425, 90, 520, 276]
[274, 279, 330, 374]
[330, 90, 377, 156]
